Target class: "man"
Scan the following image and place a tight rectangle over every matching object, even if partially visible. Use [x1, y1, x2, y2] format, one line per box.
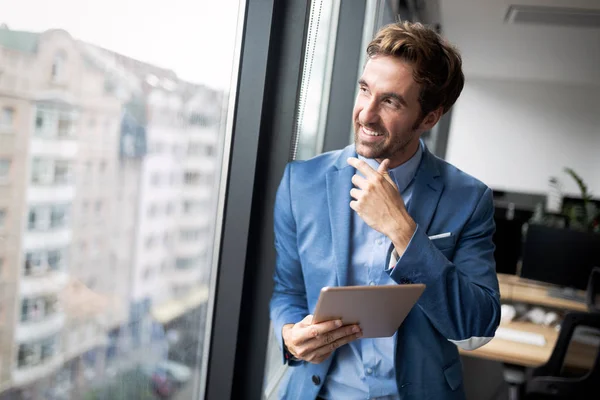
[270, 21, 500, 400]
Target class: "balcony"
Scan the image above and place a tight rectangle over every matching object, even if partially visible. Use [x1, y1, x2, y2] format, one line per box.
[12, 354, 64, 387]
[15, 313, 66, 343]
[23, 228, 71, 251]
[20, 272, 69, 297]
[30, 138, 78, 159]
[27, 185, 75, 203]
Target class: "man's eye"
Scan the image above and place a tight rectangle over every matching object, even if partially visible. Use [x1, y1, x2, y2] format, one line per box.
[359, 86, 368, 93]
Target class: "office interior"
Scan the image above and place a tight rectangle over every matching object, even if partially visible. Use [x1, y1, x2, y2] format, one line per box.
[0, 0, 599, 400]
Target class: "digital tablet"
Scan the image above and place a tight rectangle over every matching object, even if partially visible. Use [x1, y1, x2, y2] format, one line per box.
[312, 284, 426, 338]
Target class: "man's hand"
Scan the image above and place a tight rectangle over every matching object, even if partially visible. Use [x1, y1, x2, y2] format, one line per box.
[347, 157, 416, 254]
[282, 315, 362, 364]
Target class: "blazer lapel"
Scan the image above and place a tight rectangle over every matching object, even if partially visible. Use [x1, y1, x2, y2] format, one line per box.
[408, 144, 444, 234]
[326, 145, 356, 287]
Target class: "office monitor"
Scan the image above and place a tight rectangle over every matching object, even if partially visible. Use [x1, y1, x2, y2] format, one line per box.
[520, 224, 600, 299]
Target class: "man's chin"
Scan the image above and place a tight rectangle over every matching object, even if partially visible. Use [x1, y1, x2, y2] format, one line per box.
[355, 143, 384, 159]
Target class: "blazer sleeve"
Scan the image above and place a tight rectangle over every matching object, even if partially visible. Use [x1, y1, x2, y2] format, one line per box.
[269, 163, 308, 364]
[387, 187, 501, 350]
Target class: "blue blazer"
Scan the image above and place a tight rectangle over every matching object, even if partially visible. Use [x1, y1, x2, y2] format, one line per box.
[270, 142, 501, 400]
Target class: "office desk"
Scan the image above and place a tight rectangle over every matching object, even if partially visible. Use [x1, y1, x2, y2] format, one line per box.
[459, 274, 594, 369]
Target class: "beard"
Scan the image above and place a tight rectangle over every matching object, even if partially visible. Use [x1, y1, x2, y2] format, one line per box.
[353, 116, 422, 160]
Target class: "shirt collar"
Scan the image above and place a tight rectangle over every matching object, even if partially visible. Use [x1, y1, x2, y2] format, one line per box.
[358, 141, 423, 193]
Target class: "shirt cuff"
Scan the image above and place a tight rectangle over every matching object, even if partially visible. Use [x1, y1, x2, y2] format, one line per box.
[386, 226, 418, 271]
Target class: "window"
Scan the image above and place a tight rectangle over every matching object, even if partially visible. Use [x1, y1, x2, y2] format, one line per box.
[52, 51, 67, 82]
[47, 249, 65, 271]
[183, 199, 210, 215]
[1, 107, 14, 128]
[24, 252, 44, 276]
[21, 296, 59, 323]
[54, 160, 72, 184]
[34, 107, 77, 138]
[18, 335, 59, 368]
[175, 257, 200, 269]
[5, 0, 242, 396]
[31, 159, 73, 185]
[184, 171, 213, 185]
[180, 228, 203, 242]
[50, 205, 70, 228]
[0, 159, 10, 181]
[0, 209, 5, 229]
[57, 113, 75, 138]
[28, 205, 69, 230]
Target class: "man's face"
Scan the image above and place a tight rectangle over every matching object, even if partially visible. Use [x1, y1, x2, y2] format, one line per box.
[353, 55, 439, 167]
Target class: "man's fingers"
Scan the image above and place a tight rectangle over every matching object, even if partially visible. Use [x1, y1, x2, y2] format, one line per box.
[347, 157, 377, 179]
[349, 188, 362, 200]
[377, 158, 390, 175]
[377, 158, 397, 188]
[310, 329, 363, 361]
[301, 324, 360, 354]
[295, 318, 343, 345]
[299, 314, 314, 326]
[351, 173, 368, 189]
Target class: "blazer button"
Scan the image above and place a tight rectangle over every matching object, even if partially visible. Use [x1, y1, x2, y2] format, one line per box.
[312, 375, 321, 385]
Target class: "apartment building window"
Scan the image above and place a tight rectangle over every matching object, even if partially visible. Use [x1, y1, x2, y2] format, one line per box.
[54, 160, 72, 184]
[47, 249, 65, 271]
[184, 171, 212, 186]
[1, 107, 14, 128]
[95, 200, 103, 214]
[180, 229, 201, 242]
[50, 205, 70, 228]
[205, 144, 215, 157]
[21, 296, 58, 323]
[35, 107, 76, 139]
[143, 266, 153, 281]
[175, 257, 200, 269]
[183, 199, 210, 215]
[0, 159, 10, 182]
[18, 335, 59, 368]
[57, 113, 75, 138]
[31, 158, 74, 185]
[28, 205, 70, 230]
[24, 248, 66, 276]
[52, 51, 67, 82]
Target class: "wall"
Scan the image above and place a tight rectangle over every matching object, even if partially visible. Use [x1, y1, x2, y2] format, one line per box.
[445, 78, 600, 196]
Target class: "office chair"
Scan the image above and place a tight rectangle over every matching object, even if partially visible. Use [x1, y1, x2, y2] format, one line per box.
[586, 267, 600, 313]
[524, 311, 600, 399]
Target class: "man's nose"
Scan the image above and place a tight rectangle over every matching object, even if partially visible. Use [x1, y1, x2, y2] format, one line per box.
[359, 99, 379, 125]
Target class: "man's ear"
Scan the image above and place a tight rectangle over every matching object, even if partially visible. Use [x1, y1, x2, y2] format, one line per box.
[420, 108, 444, 131]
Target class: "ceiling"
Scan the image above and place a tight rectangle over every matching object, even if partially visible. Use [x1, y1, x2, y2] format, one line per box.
[431, 0, 600, 85]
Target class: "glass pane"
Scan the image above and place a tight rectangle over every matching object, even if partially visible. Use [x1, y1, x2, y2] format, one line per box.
[0, 0, 243, 399]
[262, 1, 340, 399]
[293, 0, 340, 161]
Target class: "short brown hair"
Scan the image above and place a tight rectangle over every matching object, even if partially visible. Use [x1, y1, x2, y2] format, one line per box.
[367, 21, 464, 116]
